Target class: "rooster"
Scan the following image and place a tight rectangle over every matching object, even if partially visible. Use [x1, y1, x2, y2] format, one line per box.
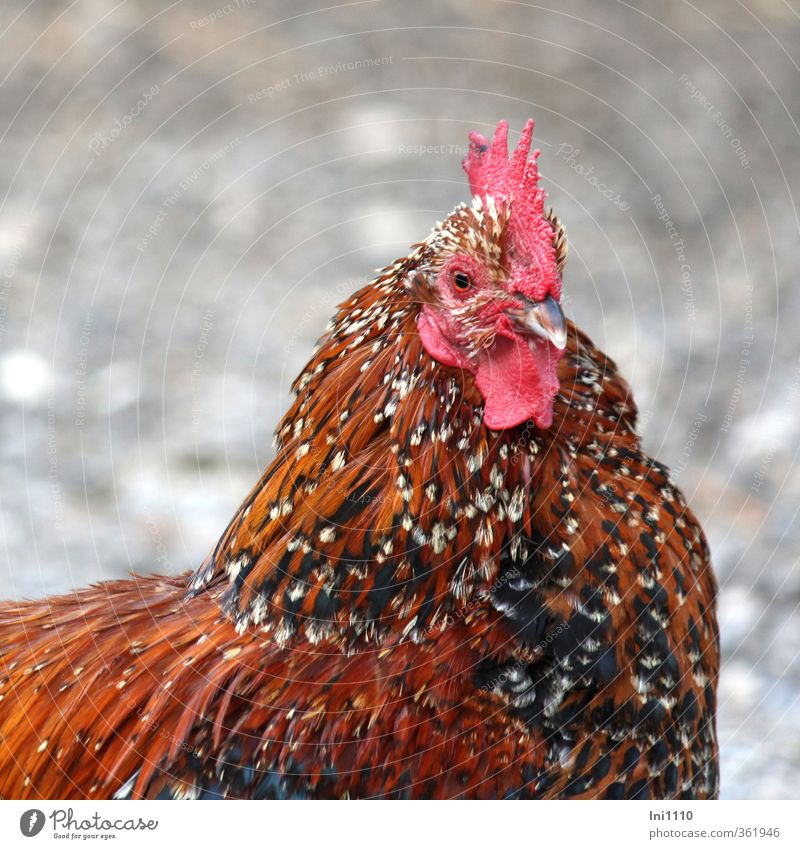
[0, 120, 718, 800]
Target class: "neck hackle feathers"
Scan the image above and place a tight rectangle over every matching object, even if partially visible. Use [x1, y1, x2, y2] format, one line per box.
[462, 119, 560, 302]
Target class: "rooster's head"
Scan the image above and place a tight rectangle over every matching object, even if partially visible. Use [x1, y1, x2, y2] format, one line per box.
[413, 119, 567, 431]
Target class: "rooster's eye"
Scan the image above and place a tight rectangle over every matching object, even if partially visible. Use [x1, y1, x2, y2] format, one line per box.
[452, 271, 472, 292]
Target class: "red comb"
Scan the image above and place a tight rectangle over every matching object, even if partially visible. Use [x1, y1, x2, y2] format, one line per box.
[462, 119, 560, 301]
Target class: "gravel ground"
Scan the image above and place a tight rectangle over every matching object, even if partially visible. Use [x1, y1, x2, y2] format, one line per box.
[0, 0, 798, 800]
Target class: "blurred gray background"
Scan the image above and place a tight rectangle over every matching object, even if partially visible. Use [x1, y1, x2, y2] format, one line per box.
[0, 0, 798, 799]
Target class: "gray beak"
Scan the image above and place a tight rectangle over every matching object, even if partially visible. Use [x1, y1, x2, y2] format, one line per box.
[508, 295, 568, 350]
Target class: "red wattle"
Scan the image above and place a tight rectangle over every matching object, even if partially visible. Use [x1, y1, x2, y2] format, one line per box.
[418, 310, 561, 431]
[474, 334, 559, 430]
